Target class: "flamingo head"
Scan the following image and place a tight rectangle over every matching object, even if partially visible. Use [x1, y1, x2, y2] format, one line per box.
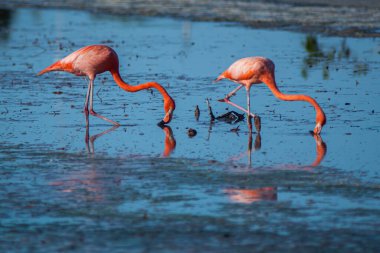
[158, 96, 176, 126]
[314, 112, 326, 135]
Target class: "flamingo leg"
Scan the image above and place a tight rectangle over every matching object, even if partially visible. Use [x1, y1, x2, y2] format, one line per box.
[220, 98, 256, 118]
[246, 88, 252, 130]
[219, 84, 244, 101]
[83, 78, 91, 114]
[88, 79, 120, 126]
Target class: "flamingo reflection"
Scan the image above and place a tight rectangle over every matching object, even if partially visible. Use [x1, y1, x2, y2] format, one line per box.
[160, 125, 176, 157]
[84, 114, 176, 156]
[49, 116, 176, 202]
[85, 114, 120, 154]
[225, 187, 277, 204]
[310, 134, 327, 167]
[229, 132, 261, 167]
[226, 134, 327, 204]
[48, 115, 120, 201]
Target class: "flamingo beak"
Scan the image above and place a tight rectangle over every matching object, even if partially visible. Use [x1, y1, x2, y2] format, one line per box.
[158, 108, 174, 126]
[157, 120, 166, 127]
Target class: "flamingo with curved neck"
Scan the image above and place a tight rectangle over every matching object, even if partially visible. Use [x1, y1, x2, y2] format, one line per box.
[38, 45, 175, 126]
[215, 57, 326, 134]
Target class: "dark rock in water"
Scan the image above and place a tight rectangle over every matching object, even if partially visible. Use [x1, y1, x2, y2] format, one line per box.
[216, 111, 244, 124]
[188, 128, 197, 137]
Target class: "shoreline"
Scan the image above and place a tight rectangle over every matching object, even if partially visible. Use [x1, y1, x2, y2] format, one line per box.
[1, 0, 380, 37]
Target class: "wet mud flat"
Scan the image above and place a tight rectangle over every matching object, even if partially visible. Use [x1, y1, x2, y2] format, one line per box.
[0, 6, 380, 253]
[2, 0, 380, 37]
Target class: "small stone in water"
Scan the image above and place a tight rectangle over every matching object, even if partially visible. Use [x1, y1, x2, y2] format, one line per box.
[188, 128, 197, 137]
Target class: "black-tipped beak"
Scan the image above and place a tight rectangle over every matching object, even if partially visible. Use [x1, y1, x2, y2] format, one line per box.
[309, 130, 320, 136]
[157, 120, 166, 128]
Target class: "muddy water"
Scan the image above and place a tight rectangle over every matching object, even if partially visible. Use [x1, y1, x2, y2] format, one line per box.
[1, 8, 380, 252]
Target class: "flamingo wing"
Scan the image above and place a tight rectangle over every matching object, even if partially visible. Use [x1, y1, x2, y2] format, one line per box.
[219, 57, 274, 86]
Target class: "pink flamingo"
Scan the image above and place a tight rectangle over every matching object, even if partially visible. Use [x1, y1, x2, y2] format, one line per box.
[38, 45, 175, 126]
[215, 57, 326, 134]
[224, 134, 327, 204]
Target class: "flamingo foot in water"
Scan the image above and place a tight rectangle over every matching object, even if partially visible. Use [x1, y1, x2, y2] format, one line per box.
[89, 110, 120, 126]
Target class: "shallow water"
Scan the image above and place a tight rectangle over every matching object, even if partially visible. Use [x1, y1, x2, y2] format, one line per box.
[1, 8, 380, 252]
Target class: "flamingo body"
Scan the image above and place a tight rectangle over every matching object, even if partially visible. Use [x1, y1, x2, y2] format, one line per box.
[218, 57, 274, 86]
[39, 45, 117, 78]
[215, 57, 326, 134]
[38, 45, 175, 125]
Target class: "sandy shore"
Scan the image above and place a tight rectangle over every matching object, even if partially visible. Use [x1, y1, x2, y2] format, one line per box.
[1, 0, 380, 37]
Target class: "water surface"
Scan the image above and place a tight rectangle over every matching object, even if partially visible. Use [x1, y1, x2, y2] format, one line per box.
[0, 8, 379, 252]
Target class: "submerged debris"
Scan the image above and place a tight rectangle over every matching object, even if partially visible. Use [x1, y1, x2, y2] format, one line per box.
[254, 133, 261, 150]
[206, 98, 216, 121]
[254, 116, 261, 132]
[206, 98, 261, 131]
[216, 111, 244, 124]
[206, 98, 244, 124]
[194, 105, 200, 121]
[230, 125, 240, 133]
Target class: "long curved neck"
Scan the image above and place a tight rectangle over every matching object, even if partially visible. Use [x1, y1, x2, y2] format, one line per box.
[111, 69, 172, 101]
[262, 75, 326, 124]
